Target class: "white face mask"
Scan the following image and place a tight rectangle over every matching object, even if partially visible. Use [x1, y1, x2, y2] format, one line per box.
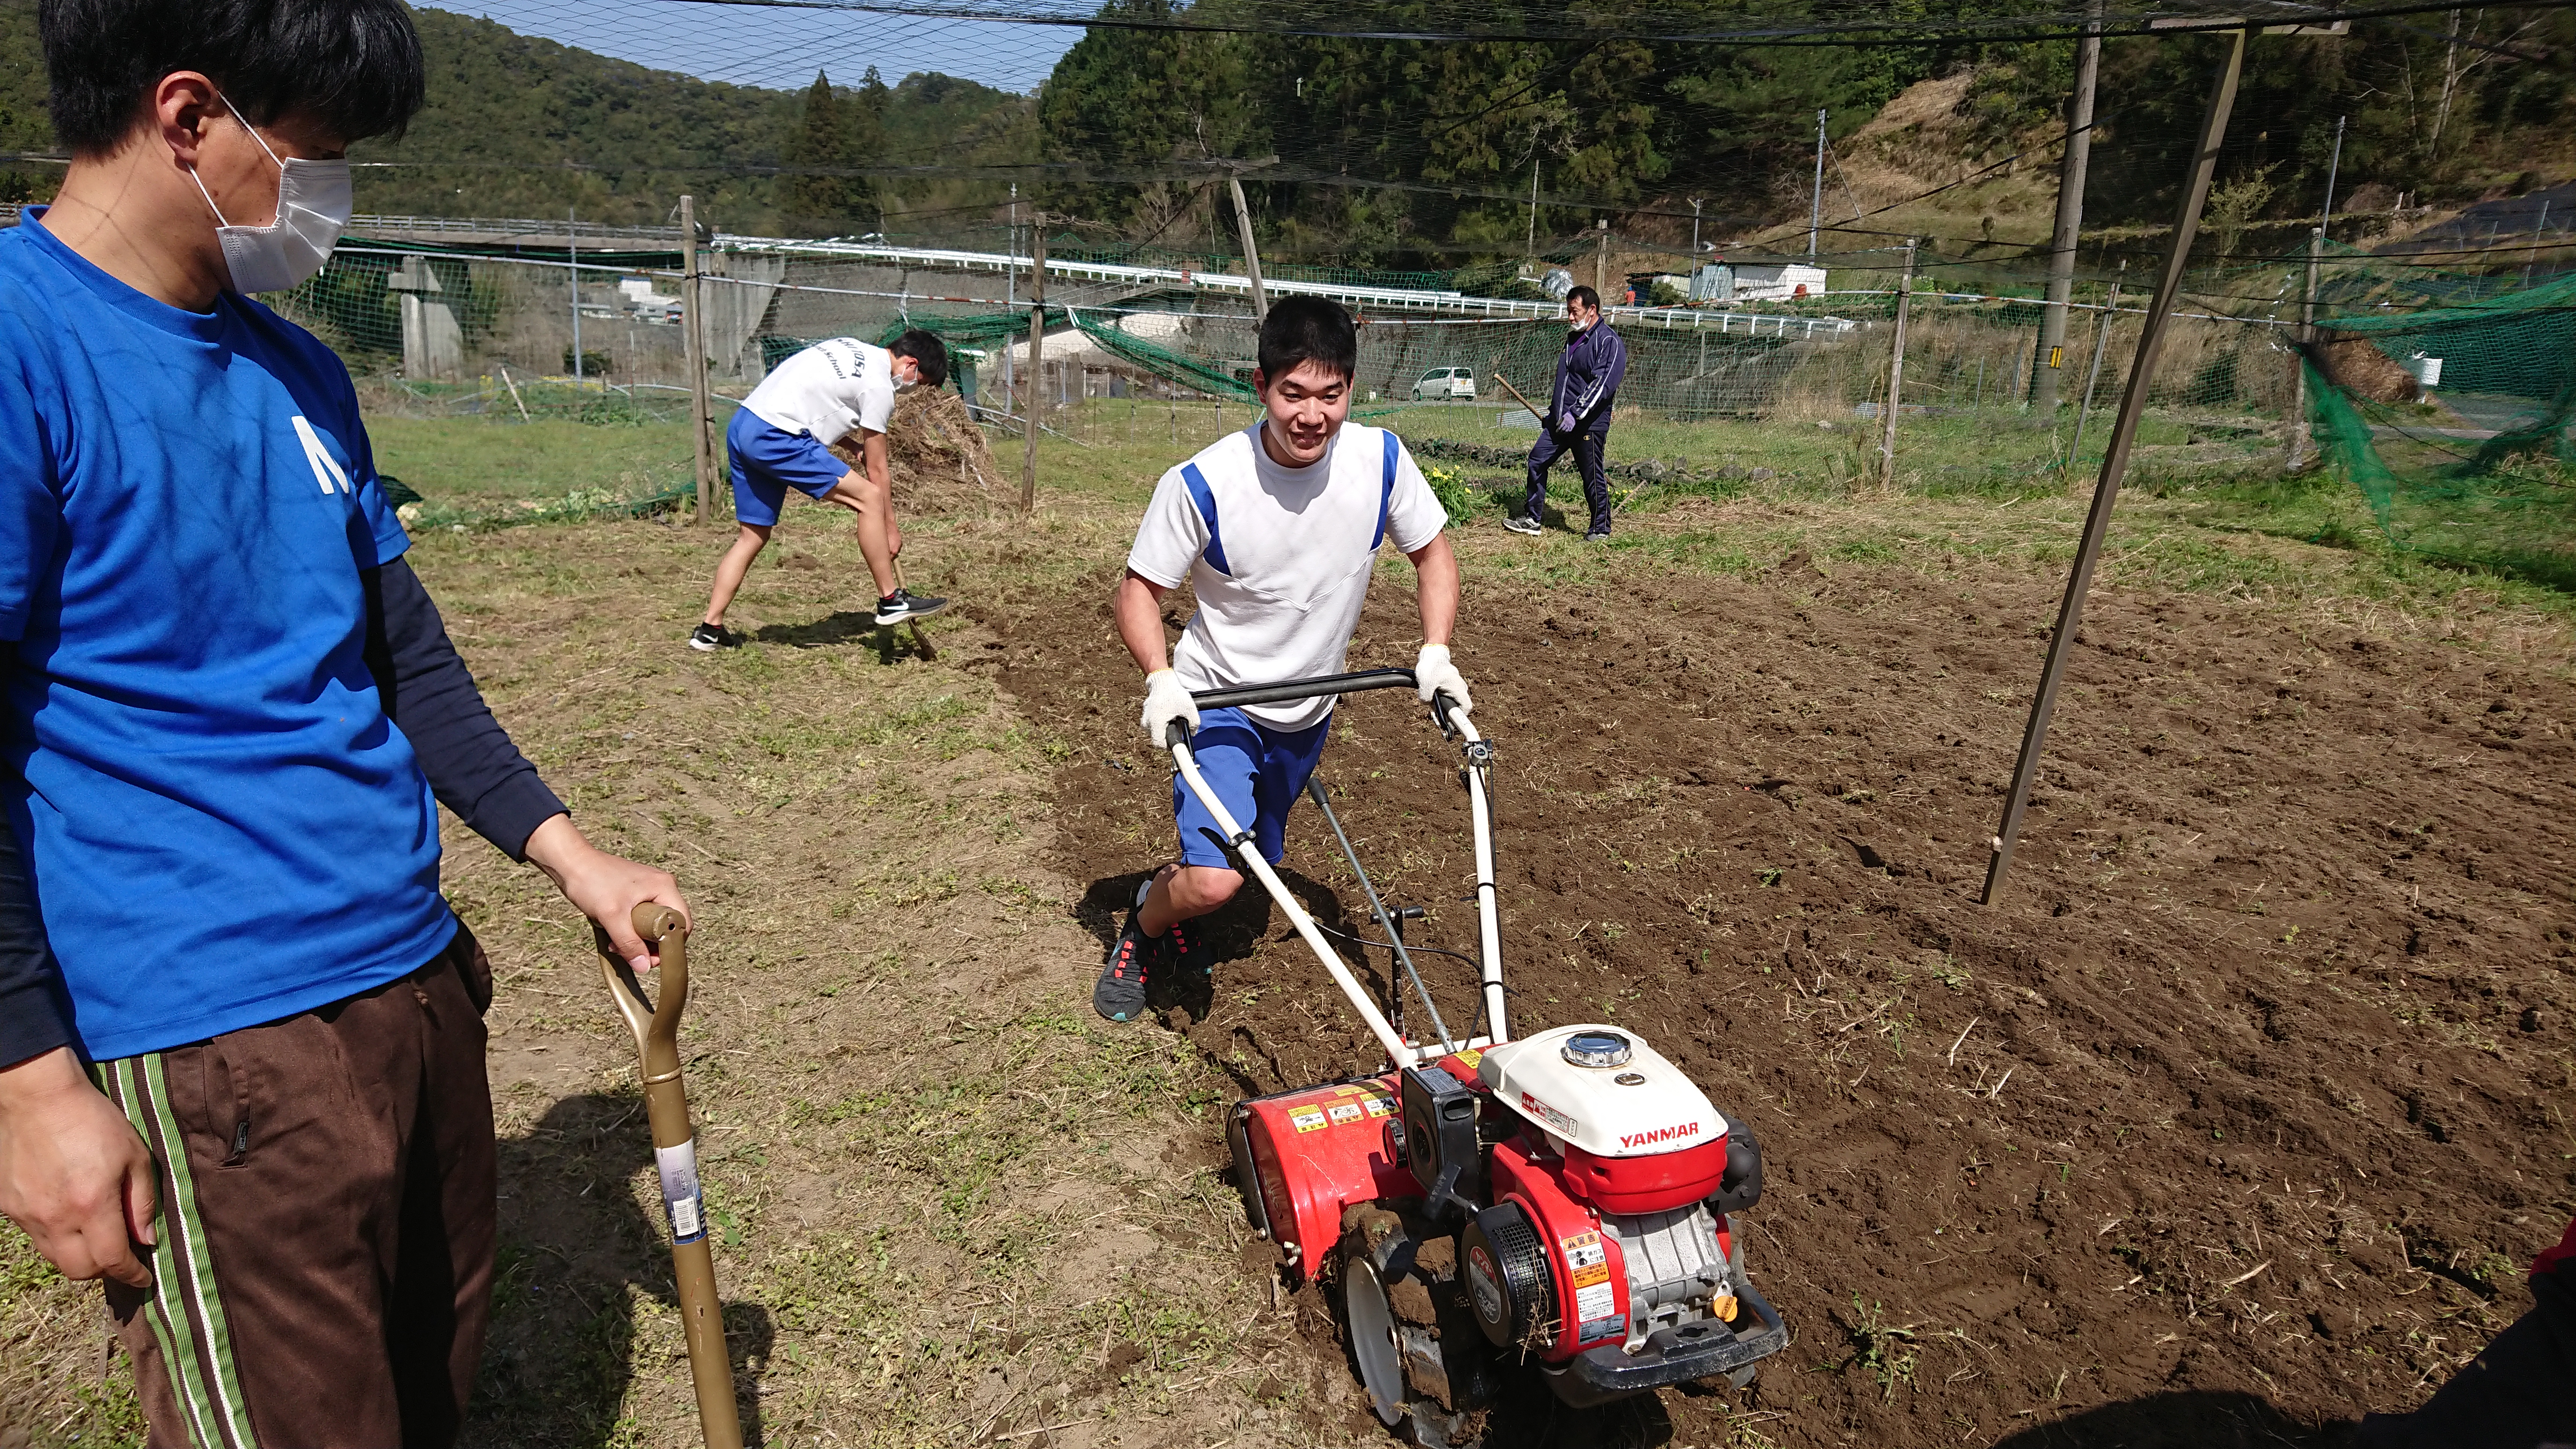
[188, 96, 351, 294]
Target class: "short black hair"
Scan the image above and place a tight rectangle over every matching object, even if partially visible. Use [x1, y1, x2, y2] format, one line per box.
[1256, 296, 1357, 387]
[1566, 285, 1601, 312]
[40, 0, 426, 157]
[889, 329, 949, 389]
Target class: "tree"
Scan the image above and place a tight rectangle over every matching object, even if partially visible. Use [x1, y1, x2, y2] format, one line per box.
[785, 70, 876, 236]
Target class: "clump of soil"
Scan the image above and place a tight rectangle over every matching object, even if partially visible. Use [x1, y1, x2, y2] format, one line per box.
[986, 559, 2576, 1448]
[829, 387, 1004, 515]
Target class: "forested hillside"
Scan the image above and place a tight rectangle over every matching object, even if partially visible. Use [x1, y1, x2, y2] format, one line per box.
[0, 1, 1032, 235]
[1037, 0, 2576, 270]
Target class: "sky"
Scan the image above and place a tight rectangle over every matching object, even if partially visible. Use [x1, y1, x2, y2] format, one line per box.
[425, 0, 1076, 95]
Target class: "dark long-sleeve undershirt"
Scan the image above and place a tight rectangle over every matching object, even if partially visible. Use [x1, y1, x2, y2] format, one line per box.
[0, 558, 563, 1068]
[359, 556, 566, 859]
[0, 761, 71, 1069]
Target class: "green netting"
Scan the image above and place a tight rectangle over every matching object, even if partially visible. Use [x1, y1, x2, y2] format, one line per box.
[2300, 265, 2576, 587]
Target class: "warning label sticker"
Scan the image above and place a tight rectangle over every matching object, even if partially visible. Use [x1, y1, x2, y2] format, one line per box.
[1362, 1093, 1394, 1118]
[1574, 1281, 1619, 1325]
[1561, 1231, 1610, 1288]
[1289, 1107, 1330, 1134]
[1328, 1102, 1365, 1126]
[1520, 1091, 1580, 1137]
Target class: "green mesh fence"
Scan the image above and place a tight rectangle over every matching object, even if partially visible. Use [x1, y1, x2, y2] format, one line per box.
[2299, 263, 2576, 587]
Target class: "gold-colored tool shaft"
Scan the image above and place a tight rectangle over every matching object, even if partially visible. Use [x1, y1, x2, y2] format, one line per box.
[599, 903, 743, 1449]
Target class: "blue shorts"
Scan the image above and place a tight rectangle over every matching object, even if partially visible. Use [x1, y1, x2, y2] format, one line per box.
[726, 409, 850, 527]
[1174, 707, 1332, 868]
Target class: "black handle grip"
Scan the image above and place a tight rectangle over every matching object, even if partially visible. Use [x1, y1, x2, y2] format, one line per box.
[1187, 667, 1418, 711]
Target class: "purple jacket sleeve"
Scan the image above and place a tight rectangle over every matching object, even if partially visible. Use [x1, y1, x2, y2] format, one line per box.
[1570, 328, 1627, 426]
[361, 558, 566, 861]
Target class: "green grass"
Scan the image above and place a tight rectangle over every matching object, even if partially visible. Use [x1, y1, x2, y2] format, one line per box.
[368, 415, 710, 505]
[360, 393, 2576, 628]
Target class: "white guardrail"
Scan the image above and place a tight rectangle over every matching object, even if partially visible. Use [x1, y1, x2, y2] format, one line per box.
[711, 234, 1861, 338]
[332, 213, 1860, 338]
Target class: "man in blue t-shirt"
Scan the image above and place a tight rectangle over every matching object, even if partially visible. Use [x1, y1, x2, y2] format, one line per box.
[0, 4, 685, 1442]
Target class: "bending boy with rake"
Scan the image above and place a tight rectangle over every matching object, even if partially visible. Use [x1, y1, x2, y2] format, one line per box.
[1095, 297, 1473, 1023]
[691, 330, 952, 650]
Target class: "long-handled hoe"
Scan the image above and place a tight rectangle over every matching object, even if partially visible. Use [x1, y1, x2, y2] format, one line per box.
[596, 904, 745, 1449]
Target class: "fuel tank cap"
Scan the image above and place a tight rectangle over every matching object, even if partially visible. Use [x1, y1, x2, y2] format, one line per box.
[1560, 1030, 1633, 1068]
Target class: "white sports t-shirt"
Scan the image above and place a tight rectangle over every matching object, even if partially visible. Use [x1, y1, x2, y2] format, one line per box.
[1127, 422, 1447, 731]
[742, 337, 897, 443]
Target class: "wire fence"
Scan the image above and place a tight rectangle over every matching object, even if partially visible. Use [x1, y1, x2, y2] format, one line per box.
[14, 205, 2563, 582]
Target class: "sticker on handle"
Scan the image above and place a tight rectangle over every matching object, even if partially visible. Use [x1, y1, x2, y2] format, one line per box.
[657, 1138, 707, 1244]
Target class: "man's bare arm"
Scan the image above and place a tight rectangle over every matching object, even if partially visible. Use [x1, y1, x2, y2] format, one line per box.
[1116, 570, 1176, 675]
[1405, 533, 1459, 647]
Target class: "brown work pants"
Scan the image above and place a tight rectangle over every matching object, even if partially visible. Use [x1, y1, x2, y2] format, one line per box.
[96, 924, 496, 1449]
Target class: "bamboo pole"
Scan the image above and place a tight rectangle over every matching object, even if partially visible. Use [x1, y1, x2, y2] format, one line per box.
[1983, 28, 2248, 906]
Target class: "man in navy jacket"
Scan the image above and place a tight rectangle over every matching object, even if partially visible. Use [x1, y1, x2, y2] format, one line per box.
[1506, 285, 1628, 541]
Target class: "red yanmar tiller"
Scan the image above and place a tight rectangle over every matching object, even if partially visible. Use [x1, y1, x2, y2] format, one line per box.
[1164, 669, 1786, 1444]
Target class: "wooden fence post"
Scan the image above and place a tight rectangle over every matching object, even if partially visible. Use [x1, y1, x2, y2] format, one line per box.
[1876, 240, 1916, 490]
[680, 195, 715, 525]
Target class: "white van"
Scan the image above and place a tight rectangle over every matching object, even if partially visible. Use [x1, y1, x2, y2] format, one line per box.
[1411, 366, 1478, 402]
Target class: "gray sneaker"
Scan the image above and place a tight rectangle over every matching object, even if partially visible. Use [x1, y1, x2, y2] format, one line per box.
[1584, 528, 1612, 544]
[874, 588, 949, 627]
[1501, 514, 1543, 536]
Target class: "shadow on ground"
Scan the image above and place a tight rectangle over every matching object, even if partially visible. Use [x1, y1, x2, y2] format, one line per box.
[1985, 1390, 2358, 1448]
[750, 610, 935, 664]
[467, 1093, 774, 1448]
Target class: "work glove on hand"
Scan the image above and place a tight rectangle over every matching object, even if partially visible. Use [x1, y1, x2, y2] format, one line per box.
[1141, 668, 1200, 748]
[1414, 644, 1473, 716]
[1558, 411, 1577, 434]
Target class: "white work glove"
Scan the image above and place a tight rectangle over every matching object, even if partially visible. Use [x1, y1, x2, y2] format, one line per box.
[1141, 668, 1200, 748]
[1414, 644, 1473, 716]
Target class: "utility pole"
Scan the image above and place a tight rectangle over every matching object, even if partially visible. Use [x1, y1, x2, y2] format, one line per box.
[680, 195, 714, 524]
[1595, 218, 1609, 298]
[1021, 217, 1045, 514]
[2034, 0, 2100, 412]
[1690, 198, 1703, 256]
[1877, 239, 1917, 490]
[1984, 28, 2249, 906]
[1809, 108, 1826, 257]
[569, 205, 582, 385]
[2319, 115, 2345, 238]
[1527, 159, 1539, 259]
[2289, 230, 2320, 468]
[1227, 175, 1269, 319]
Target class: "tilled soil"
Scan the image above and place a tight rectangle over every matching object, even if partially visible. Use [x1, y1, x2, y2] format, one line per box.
[986, 554, 2576, 1449]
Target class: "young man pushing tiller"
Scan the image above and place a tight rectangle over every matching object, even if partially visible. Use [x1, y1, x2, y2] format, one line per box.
[0, 3, 682, 1443]
[1095, 297, 1474, 1022]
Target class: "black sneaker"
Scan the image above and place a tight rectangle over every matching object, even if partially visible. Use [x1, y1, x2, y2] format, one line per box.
[1501, 514, 1543, 536]
[1167, 917, 1210, 981]
[1095, 912, 1162, 1023]
[874, 589, 949, 627]
[689, 622, 744, 651]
